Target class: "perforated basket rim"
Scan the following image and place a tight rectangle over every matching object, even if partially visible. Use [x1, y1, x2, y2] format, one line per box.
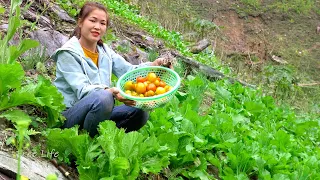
[116, 66, 181, 101]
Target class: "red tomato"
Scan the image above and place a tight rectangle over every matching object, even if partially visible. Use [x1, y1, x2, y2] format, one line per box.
[159, 81, 166, 87]
[136, 76, 146, 83]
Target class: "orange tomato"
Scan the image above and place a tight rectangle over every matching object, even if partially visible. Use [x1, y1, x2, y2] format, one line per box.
[131, 82, 137, 91]
[136, 76, 146, 83]
[135, 82, 146, 94]
[146, 90, 155, 97]
[155, 87, 166, 95]
[146, 83, 157, 92]
[159, 81, 166, 87]
[147, 72, 157, 82]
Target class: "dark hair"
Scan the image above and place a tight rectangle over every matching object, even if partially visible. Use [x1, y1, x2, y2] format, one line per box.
[70, 2, 110, 46]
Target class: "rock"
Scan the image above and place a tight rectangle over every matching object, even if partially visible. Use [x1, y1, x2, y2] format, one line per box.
[0, 151, 67, 179]
[29, 28, 69, 57]
[271, 55, 288, 64]
[37, 0, 76, 24]
[126, 31, 164, 50]
[22, 10, 52, 28]
[135, 48, 148, 62]
[317, 25, 320, 34]
[190, 39, 211, 54]
[123, 53, 141, 65]
[0, 24, 8, 30]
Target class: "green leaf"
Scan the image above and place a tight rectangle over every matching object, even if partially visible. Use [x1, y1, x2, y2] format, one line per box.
[110, 157, 130, 176]
[216, 86, 231, 100]
[78, 165, 100, 180]
[273, 174, 290, 180]
[10, 0, 23, 14]
[5, 86, 36, 108]
[270, 130, 291, 151]
[188, 170, 211, 180]
[46, 127, 80, 163]
[34, 76, 65, 127]
[175, 91, 188, 102]
[0, 5, 5, 14]
[0, 109, 31, 129]
[100, 177, 114, 180]
[0, 63, 24, 97]
[141, 155, 169, 174]
[8, 39, 39, 64]
[119, 131, 144, 158]
[244, 101, 266, 116]
[6, 9, 21, 44]
[98, 121, 122, 160]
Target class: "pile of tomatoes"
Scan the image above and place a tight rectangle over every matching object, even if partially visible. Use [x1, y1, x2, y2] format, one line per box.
[123, 72, 172, 97]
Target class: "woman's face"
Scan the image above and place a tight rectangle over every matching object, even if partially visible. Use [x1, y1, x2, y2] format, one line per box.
[79, 9, 107, 44]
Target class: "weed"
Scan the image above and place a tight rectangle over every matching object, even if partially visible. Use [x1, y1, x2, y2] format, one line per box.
[20, 46, 47, 71]
[147, 49, 159, 62]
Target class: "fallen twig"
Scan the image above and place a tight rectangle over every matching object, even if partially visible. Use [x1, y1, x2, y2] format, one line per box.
[298, 82, 320, 87]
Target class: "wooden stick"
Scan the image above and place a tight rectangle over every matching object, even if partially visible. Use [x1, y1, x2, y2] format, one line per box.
[298, 82, 320, 87]
[171, 51, 256, 88]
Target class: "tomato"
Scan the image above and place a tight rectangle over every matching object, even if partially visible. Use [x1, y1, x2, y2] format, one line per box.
[135, 82, 146, 94]
[131, 91, 138, 96]
[155, 87, 166, 95]
[124, 81, 134, 90]
[146, 83, 157, 92]
[147, 72, 157, 82]
[144, 81, 150, 87]
[159, 81, 166, 87]
[146, 90, 155, 96]
[164, 85, 171, 92]
[154, 79, 160, 86]
[131, 83, 137, 91]
[136, 76, 146, 83]
[125, 90, 132, 95]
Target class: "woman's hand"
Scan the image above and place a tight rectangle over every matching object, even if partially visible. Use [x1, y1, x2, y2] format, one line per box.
[151, 58, 174, 69]
[108, 87, 136, 106]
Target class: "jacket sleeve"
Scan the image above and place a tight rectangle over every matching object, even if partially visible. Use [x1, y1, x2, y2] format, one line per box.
[109, 47, 152, 78]
[55, 51, 108, 100]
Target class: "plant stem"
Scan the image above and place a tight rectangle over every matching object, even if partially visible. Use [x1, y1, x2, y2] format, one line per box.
[17, 129, 24, 180]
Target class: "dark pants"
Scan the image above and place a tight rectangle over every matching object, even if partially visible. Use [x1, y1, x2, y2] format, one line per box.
[62, 89, 149, 137]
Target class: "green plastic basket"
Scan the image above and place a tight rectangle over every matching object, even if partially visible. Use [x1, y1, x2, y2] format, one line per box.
[116, 66, 181, 109]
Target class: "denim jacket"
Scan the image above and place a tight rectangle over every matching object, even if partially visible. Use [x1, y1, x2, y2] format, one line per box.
[51, 36, 151, 107]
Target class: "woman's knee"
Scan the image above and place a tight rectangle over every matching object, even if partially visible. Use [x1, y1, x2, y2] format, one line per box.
[127, 109, 149, 132]
[90, 89, 114, 113]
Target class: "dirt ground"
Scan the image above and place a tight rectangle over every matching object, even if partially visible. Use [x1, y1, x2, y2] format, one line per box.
[185, 0, 320, 82]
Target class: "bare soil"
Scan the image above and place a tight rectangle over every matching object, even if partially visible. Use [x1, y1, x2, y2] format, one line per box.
[186, 0, 320, 82]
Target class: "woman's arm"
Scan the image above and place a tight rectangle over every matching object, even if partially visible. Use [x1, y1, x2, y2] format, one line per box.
[55, 51, 108, 100]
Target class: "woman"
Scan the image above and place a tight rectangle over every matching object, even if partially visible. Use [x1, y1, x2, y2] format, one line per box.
[52, 2, 168, 137]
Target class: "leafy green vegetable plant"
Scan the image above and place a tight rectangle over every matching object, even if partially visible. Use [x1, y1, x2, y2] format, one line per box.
[0, 1, 65, 179]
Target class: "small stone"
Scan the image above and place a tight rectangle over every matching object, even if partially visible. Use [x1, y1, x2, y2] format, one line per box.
[0, 24, 8, 30]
